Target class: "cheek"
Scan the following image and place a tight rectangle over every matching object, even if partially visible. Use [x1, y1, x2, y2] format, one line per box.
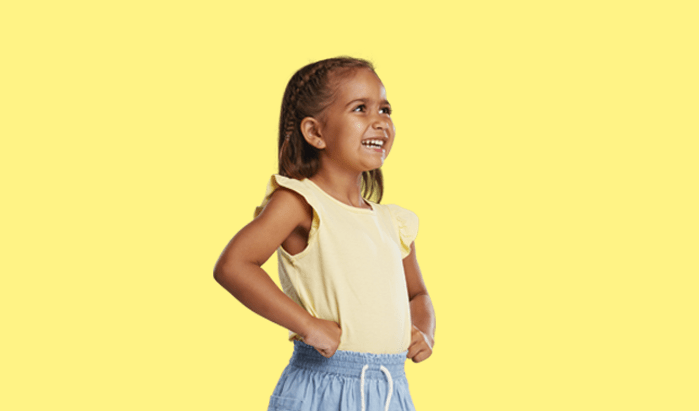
[352, 120, 365, 133]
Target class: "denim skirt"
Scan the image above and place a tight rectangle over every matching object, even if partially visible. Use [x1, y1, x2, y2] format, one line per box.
[268, 341, 416, 411]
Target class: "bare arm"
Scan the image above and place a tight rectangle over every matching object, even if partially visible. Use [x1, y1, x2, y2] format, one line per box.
[213, 187, 341, 357]
[403, 241, 436, 363]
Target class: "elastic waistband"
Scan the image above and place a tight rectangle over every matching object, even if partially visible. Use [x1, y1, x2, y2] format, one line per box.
[289, 341, 407, 380]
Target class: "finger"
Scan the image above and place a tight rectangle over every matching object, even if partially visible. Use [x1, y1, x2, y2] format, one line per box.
[407, 341, 422, 360]
[317, 345, 338, 358]
[408, 331, 424, 353]
[412, 349, 430, 363]
[408, 346, 424, 362]
[410, 339, 432, 360]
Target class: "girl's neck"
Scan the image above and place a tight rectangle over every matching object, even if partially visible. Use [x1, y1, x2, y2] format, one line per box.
[309, 168, 370, 209]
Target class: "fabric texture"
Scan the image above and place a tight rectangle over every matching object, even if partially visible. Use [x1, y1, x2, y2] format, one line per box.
[255, 174, 419, 354]
[268, 341, 416, 411]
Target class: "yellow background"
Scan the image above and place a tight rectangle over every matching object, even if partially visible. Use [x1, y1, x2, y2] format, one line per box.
[2, 1, 697, 410]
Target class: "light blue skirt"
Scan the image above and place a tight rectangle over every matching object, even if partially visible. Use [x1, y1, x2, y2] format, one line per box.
[268, 341, 416, 411]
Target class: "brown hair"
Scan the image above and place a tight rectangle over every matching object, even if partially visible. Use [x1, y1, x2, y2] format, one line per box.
[278, 57, 385, 202]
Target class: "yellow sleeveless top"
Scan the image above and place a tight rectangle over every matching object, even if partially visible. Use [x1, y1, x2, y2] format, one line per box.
[255, 175, 419, 354]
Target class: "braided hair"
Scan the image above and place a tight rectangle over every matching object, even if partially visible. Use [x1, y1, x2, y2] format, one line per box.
[278, 57, 385, 203]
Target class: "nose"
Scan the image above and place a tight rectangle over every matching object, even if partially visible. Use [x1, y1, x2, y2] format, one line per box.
[371, 113, 391, 131]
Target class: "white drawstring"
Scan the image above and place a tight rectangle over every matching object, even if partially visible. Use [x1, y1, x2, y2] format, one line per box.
[360, 364, 394, 411]
[360, 365, 369, 411]
[380, 365, 394, 411]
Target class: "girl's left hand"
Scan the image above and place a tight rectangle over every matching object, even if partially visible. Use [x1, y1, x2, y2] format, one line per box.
[407, 324, 433, 363]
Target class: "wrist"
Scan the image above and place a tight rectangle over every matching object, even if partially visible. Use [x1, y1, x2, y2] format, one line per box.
[297, 314, 317, 341]
[425, 333, 435, 349]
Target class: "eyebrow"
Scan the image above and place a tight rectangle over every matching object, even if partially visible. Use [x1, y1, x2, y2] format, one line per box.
[345, 98, 392, 108]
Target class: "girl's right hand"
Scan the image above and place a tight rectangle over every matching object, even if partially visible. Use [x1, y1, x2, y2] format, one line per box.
[302, 317, 342, 358]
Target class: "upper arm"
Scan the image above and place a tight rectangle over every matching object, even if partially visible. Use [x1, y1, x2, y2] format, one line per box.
[214, 187, 312, 275]
[403, 241, 429, 300]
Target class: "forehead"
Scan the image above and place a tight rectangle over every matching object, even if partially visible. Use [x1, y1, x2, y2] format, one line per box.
[331, 68, 387, 101]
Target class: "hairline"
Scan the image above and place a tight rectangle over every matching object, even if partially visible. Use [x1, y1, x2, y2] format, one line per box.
[314, 66, 378, 123]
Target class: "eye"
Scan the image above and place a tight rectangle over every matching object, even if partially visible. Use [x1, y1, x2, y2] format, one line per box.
[379, 106, 392, 115]
[353, 104, 366, 112]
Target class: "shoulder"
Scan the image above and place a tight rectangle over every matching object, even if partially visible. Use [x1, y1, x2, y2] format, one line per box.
[255, 174, 317, 218]
[258, 185, 313, 226]
[383, 204, 419, 225]
[270, 186, 312, 213]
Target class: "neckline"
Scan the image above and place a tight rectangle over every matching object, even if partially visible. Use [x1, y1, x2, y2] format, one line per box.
[305, 178, 375, 214]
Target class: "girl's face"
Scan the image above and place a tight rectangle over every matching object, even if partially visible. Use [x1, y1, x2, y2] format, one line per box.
[317, 68, 395, 173]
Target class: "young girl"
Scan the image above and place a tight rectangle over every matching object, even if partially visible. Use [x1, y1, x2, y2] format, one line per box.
[214, 57, 435, 411]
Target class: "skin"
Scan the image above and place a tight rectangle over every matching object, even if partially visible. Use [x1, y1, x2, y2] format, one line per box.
[214, 68, 435, 362]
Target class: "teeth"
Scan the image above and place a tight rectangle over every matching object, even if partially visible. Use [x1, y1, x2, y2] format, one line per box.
[362, 139, 384, 148]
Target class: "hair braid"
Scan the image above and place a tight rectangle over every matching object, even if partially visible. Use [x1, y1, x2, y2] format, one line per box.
[277, 57, 385, 202]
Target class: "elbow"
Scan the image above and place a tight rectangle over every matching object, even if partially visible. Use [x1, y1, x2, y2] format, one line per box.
[213, 260, 236, 285]
[213, 267, 224, 283]
[213, 258, 250, 286]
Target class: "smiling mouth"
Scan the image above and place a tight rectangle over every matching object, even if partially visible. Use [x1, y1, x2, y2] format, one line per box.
[361, 139, 385, 149]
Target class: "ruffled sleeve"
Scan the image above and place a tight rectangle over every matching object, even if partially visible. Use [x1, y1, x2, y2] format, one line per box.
[386, 204, 419, 259]
[254, 174, 319, 218]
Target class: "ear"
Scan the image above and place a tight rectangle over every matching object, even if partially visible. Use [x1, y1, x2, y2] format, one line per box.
[300, 117, 326, 149]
